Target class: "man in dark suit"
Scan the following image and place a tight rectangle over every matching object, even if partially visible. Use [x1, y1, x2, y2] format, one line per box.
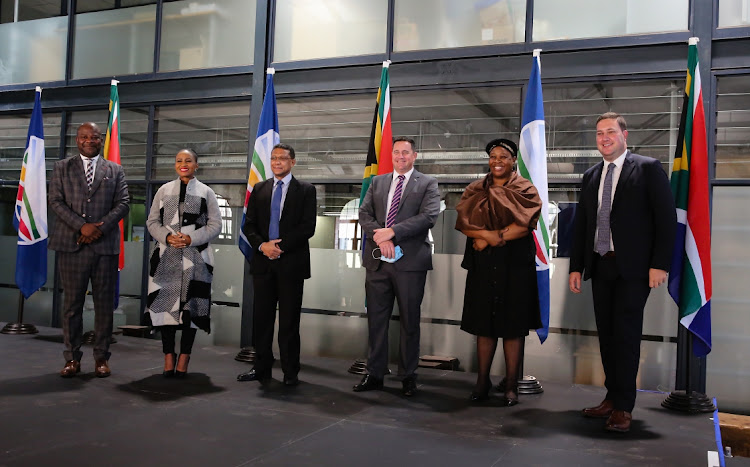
[353, 136, 440, 397]
[237, 143, 316, 386]
[569, 112, 676, 432]
[49, 122, 130, 378]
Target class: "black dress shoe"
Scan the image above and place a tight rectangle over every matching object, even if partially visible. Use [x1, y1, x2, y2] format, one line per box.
[503, 390, 519, 407]
[237, 368, 271, 382]
[402, 376, 418, 397]
[469, 379, 492, 402]
[352, 374, 383, 392]
[283, 376, 300, 387]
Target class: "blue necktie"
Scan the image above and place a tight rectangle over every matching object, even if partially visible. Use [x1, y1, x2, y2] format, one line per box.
[269, 180, 283, 240]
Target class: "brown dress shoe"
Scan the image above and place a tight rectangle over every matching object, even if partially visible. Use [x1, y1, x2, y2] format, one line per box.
[94, 359, 111, 378]
[582, 399, 615, 418]
[60, 360, 81, 378]
[605, 410, 632, 432]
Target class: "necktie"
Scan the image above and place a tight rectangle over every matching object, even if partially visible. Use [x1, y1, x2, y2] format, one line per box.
[269, 180, 283, 240]
[85, 159, 94, 189]
[596, 163, 615, 255]
[386, 175, 405, 228]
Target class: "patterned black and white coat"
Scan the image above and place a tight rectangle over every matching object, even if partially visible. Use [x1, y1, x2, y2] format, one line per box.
[146, 178, 221, 332]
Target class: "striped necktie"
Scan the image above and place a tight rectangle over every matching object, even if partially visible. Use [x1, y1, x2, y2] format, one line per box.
[85, 159, 94, 189]
[596, 163, 615, 255]
[386, 175, 405, 228]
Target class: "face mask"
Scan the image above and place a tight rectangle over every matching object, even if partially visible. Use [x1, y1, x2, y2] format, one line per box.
[373, 245, 404, 263]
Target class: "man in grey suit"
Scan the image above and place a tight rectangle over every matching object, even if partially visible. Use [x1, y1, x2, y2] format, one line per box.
[354, 136, 440, 396]
[49, 122, 130, 378]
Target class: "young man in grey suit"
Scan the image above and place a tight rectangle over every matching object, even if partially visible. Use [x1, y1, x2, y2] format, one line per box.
[354, 136, 440, 397]
[49, 122, 130, 378]
[569, 112, 676, 432]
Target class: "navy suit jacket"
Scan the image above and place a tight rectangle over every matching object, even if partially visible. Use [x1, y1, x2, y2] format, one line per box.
[48, 155, 130, 255]
[243, 175, 317, 280]
[570, 151, 677, 281]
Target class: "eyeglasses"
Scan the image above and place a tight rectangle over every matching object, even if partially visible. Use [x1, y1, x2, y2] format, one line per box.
[270, 156, 292, 162]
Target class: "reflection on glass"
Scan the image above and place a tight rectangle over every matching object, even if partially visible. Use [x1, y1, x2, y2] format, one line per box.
[0, 113, 62, 181]
[160, 0, 256, 71]
[533, 0, 687, 41]
[716, 75, 750, 179]
[66, 109, 149, 180]
[73, 5, 156, 79]
[0, 16, 67, 85]
[719, 0, 750, 28]
[274, 0, 387, 61]
[394, 0, 525, 51]
[153, 102, 250, 180]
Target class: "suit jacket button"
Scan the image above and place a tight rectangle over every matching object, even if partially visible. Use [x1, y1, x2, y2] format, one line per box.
[87, 199, 91, 202]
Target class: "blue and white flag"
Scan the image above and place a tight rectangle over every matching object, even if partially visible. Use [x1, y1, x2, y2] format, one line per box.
[14, 86, 48, 299]
[239, 69, 280, 259]
[517, 50, 550, 344]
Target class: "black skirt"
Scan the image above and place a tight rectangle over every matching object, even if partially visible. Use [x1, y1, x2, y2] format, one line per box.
[460, 235, 542, 338]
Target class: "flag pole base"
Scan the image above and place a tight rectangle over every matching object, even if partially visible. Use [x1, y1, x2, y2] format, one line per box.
[0, 322, 39, 335]
[496, 375, 544, 395]
[235, 347, 256, 363]
[662, 390, 715, 413]
[348, 359, 368, 375]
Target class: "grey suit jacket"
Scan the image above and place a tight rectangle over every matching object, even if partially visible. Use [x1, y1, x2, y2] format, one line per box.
[359, 170, 440, 272]
[48, 155, 130, 255]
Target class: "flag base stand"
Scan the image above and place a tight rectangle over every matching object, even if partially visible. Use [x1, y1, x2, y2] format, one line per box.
[1, 322, 38, 335]
[235, 347, 256, 363]
[662, 390, 715, 413]
[82, 331, 116, 345]
[348, 359, 367, 375]
[496, 376, 544, 395]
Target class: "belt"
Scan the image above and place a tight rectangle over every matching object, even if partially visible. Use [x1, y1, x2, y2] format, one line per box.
[598, 251, 616, 258]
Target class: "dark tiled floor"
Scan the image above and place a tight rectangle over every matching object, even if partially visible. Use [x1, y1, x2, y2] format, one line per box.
[0, 326, 739, 466]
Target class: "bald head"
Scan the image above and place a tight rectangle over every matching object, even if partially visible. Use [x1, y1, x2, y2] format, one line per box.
[76, 122, 103, 159]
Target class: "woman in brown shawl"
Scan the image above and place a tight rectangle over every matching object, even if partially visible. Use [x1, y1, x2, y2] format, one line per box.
[455, 138, 542, 405]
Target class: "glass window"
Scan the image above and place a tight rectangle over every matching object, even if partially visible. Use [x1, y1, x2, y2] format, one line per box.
[75, 1, 156, 13]
[0, 1, 67, 85]
[72, 4, 157, 79]
[66, 108, 149, 181]
[273, 0, 387, 62]
[153, 102, 250, 180]
[394, 0, 526, 51]
[533, 0, 688, 41]
[159, 0, 255, 71]
[0, 112, 62, 182]
[719, 0, 750, 28]
[716, 75, 750, 179]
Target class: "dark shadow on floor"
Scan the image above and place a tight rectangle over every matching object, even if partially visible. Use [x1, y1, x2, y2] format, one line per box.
[0, 373, 94, 396]
[116, 373, 226, 402]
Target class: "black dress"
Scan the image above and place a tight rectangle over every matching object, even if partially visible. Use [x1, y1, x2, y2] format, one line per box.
[460, 234, 542, 338]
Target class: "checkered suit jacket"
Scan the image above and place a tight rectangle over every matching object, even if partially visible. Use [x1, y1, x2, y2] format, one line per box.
[48, 155, 130, 255]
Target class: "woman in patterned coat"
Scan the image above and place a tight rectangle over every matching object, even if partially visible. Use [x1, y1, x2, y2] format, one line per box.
[146, 149, 221, 377]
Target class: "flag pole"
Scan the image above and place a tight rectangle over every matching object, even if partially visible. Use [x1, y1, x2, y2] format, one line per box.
[1, 293, 39, 335]
[661, 37, 714, 414]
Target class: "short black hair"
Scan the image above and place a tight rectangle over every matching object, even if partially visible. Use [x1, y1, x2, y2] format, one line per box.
[273, 143, 296, 159]
[393, 136, 416, 151]
[177, 148, 198, 163]
[597, 112, 627, 132]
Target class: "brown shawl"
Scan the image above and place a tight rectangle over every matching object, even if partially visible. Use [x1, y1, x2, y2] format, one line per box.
[455, 171, 542, 232]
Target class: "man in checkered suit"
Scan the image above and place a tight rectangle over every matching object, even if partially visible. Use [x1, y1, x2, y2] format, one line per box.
[49, 122, 130, 378]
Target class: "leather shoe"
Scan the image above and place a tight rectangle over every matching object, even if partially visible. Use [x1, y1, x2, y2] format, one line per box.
[283, 376, 300, 387]
[237, 368, 271, 382]
[352, 374, 383, 392]
[402, 377, 418, 397]
[94, 359, 111, 378]
[582, 399, 615, 418]
[60, 360, 80, 378]
[605, 410, 632, 432]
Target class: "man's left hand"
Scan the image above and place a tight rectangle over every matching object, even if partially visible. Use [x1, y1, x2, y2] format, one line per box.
[373, 228, 395, 245]
[649, 268, 668, 288]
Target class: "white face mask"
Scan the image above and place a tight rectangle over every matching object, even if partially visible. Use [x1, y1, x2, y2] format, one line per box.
[372, 245, 404, 263]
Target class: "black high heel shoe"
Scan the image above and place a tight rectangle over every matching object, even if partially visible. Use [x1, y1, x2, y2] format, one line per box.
[469, 379, 492, 402]
[175, 354, 190, 378]
[163, 353, 176, 378]
[503, 386, 519, 407]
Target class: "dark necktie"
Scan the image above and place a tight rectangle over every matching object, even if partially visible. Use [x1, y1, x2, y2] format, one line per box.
[269, 180, 283, 240]
[386, 175, 405, 228]
[85, 159, 94, 189]
[596, 163, 615, 255]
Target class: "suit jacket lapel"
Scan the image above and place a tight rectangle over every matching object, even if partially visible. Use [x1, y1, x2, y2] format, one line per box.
[74, 156, 89, 193]
[589, 162, 604, 212]
[613, 152, 635, 210]
[397, 170, 420, 214]
[89, 158, 108, 194]
[281, 177, 299, 222]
